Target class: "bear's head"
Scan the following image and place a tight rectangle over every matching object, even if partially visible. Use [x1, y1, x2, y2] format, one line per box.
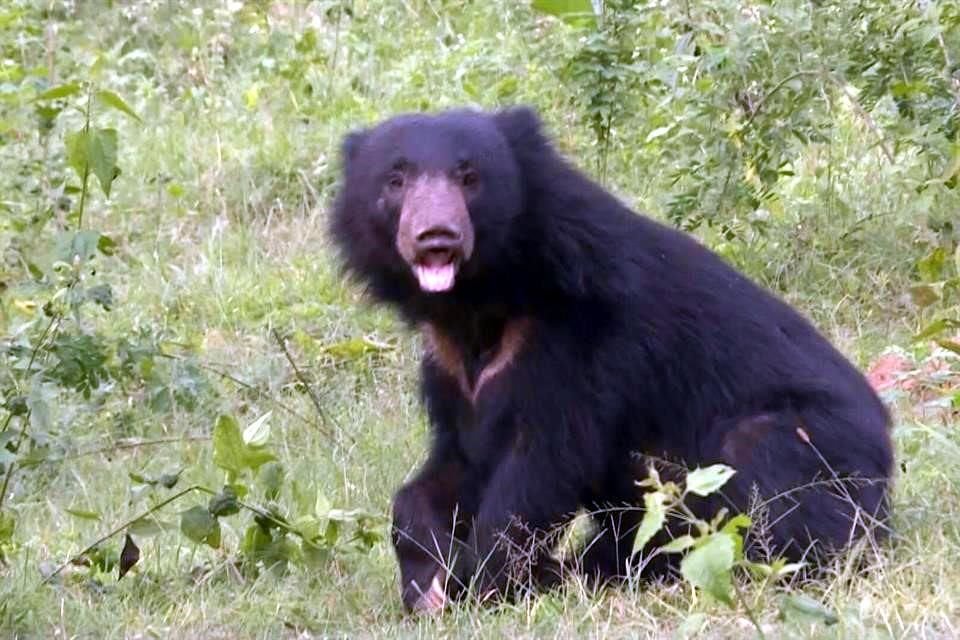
[330, 107, 543, 305]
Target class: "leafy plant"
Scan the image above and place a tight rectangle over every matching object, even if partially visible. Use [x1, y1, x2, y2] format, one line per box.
[45, 411, 383, 583]
[632, 462, 835, 635]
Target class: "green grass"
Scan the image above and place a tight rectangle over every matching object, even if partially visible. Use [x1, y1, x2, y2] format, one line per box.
[1, 1, 959, 638]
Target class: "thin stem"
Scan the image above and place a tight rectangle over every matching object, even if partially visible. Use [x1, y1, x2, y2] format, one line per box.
[733, 576, 767, 640]
[43, 484, 213, 583]
[271, 329, 338, 442]
[76, 87, 93, 230]
[0, 315, 59, 512]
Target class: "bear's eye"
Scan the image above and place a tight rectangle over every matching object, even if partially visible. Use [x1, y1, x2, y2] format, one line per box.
[386, 172, 405, 191]
[460, 169, 479, 189]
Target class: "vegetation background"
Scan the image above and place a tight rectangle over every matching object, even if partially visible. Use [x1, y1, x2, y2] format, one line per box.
[1, 0, 959, 637]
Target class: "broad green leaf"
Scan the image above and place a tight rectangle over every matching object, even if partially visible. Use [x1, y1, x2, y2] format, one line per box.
[158, 471, 182, 489]
[258, 461, 284, 501]
[646, 125, 674, 143]
[208, 486, 241, 517]
[85, 284, 113, 310]
[916, 247, 947, 282]
[213, 414, 277, 474]
[531, 0, 596, 26]
[913, 318, 950, 341]
[779, 593, 839, 625]
[0, 511, 16, 544]
[65, 507, 101, 521]
[97, 234, 117, 256]
[65, 128, 119, 197]
[128, 517, 168, 537]
[661, 534, 696, 554]
[301, 538, 332, 569]
[96, 90, 141, 122]
[322, 336, 392, 361]
[180, 505, 221, 548]
[243, 410, 272, 447]
[292, 514, 322, 541]
[632, 491, 667, 554]
[212, 414, 247, 474]
[685, 464, 736, 497]
[35, 82, 82, 101]
[720, 513, 751, 559]
[680, 532, 736, 605]
[55, 230, 102, 264]
[0, 447, 16, 470]
[936, 339, 960, 356]
[241, 522, 273, 558]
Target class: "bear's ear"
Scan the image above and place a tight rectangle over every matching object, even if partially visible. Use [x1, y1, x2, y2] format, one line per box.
[492, 105, 545, 149]
[340, 129, 368, 167]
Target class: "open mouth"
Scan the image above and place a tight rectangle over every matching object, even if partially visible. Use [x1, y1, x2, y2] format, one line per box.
[413, 250, 460, 293]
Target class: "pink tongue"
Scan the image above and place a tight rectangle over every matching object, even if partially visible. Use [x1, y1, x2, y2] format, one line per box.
[415, 263, 456, 292]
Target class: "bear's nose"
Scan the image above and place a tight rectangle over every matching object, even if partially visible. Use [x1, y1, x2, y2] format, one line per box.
[415, 225, 462, 250]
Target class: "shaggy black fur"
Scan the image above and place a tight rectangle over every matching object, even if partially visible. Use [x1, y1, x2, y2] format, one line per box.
[330, 106, 893, 611]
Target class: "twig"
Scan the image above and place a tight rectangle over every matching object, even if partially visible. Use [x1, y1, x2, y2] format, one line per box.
[0, 315, 59, 512]
[42, 484, 215, 584]
[62, 435, 211, 461]
[733, 576, 767, 640]
[831, 77, 895, 164]
[271, 329, 338, 441]
[937, 31, 960, 110]
[743, 70, 820, 131]
[157, 351, 316, 431]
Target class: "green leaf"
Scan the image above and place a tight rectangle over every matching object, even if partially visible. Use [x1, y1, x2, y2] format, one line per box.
[661, 534, 696, 554]
[65, 507, 101, 521]
[97, 234, 117, 256]
[213, 414, 277, 474]
[685, 464, 736, 497]
[322, 336, 392, 361]
[680, 532, 736, 605]
[96, 90, 142, 122]
[243, 410, 272, 447]
[158, 471, 182, 489]
[778, 593, 839, 625]
[55, 230, 102, 264]
[85, 284, 113, 311]
[531, 0, 596, 26]
[913, 318, 951, 341]
[241, 523, 274, 558]
[65, 128, 119, 197]
[128, 517, 168, 537]
[34, 82, 82, 101]
[936, 339, 960, 356]
[0, 511, 16, 545]
[180, 506, 221, 548]
[632, 490, 667, 554]
[208, 485, 241, 517]
[916, 247, 947, 282]
[212, 414, 247, 474]
[258, 462, 284, 501]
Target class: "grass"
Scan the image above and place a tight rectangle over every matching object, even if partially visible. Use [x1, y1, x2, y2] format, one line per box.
[1, 1, 959, 638]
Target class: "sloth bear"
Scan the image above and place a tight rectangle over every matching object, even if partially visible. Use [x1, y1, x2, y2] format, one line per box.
[329, 106, 893, 613]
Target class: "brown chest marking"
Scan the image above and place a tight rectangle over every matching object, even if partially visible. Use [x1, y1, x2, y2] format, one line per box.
[421, 318, 531, 405]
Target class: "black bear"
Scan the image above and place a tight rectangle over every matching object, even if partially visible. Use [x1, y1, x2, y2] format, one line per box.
[329, 106, 893, 613]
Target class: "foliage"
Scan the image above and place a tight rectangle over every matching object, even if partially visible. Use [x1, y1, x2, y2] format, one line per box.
[631, 462, 827, 634]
